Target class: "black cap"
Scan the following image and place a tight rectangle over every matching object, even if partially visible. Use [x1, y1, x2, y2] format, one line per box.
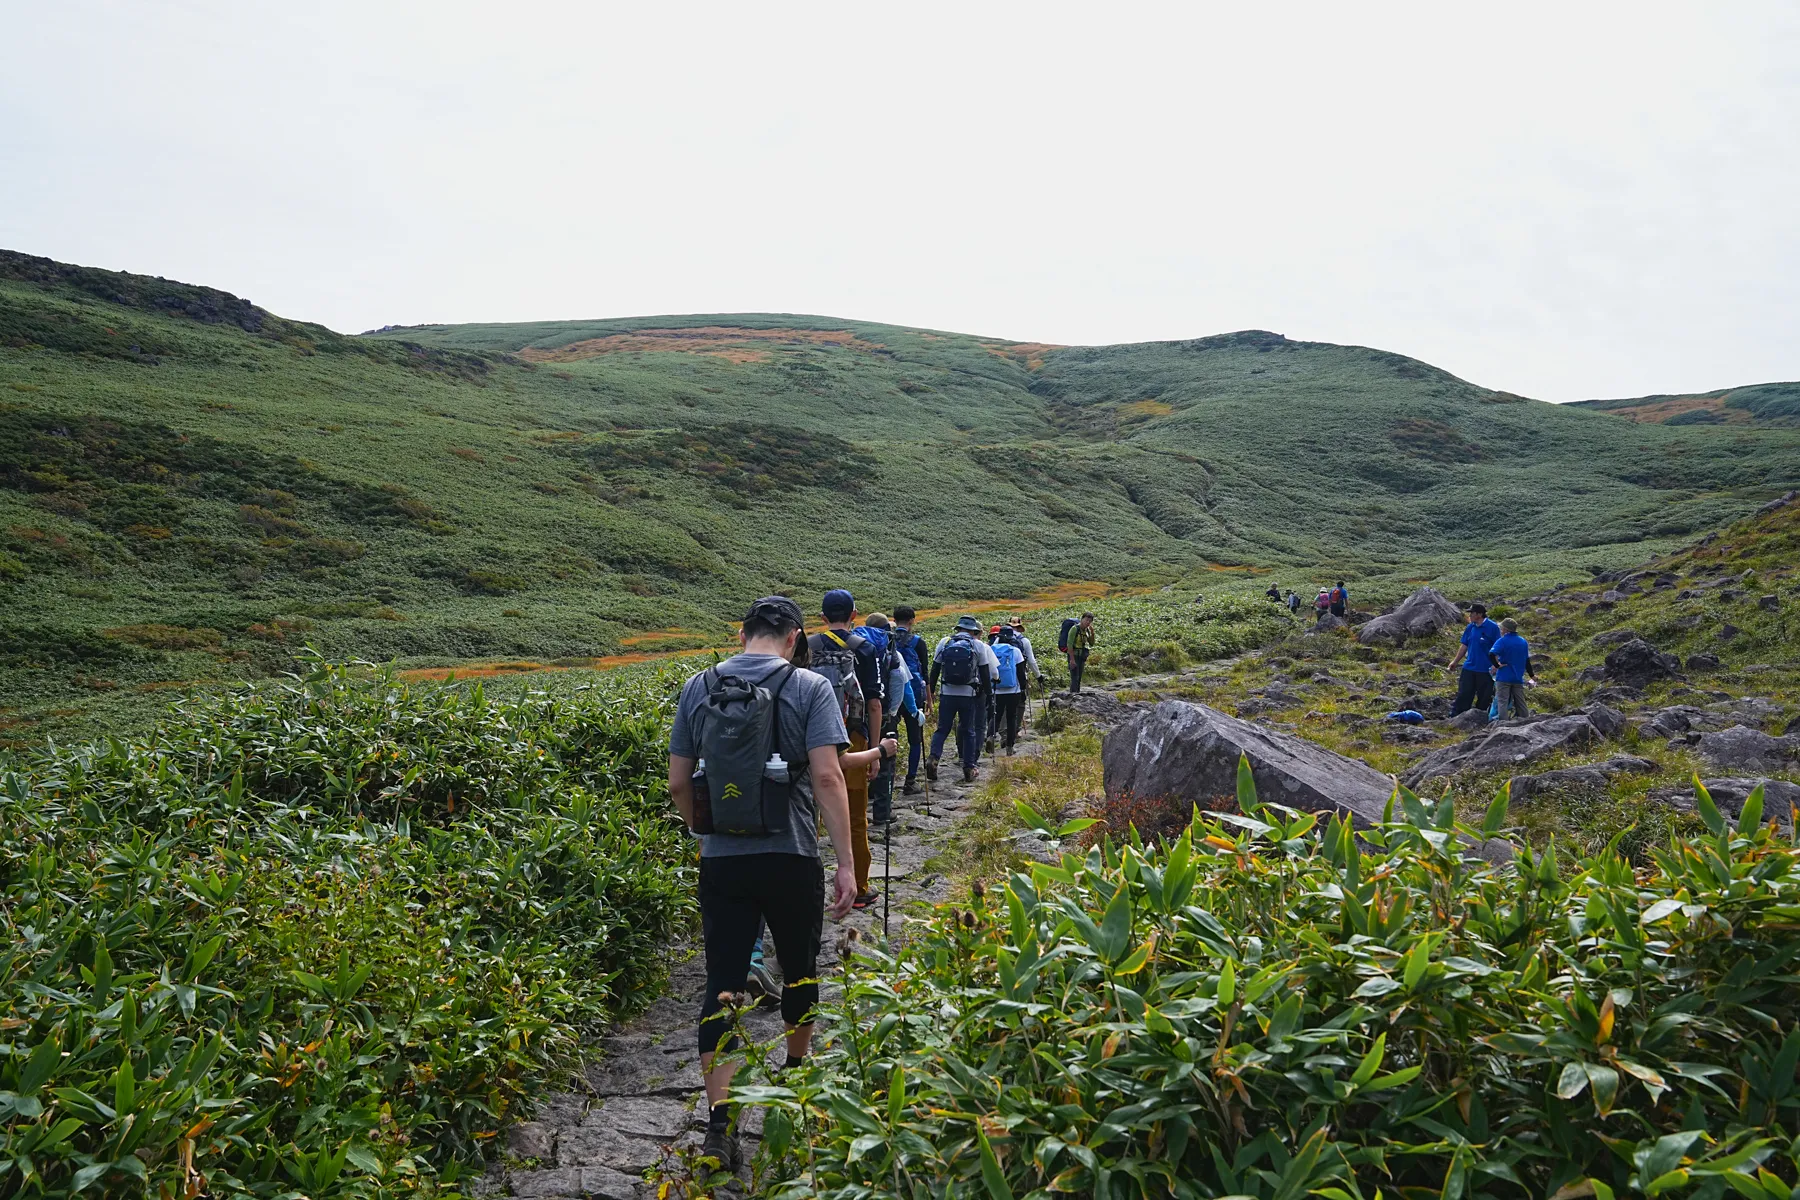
[743, 595, 805, 631]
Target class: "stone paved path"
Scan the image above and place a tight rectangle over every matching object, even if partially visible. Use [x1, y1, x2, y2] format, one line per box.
[483, 711, 1052, 1199]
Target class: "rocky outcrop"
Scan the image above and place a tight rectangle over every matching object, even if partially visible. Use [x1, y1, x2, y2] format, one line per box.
[1695, 726, 1800, 773]
[1601, 639, 1683, 690]
[1102, 701, 1396, 828]
[1049, 689, 1144, 727]
[1401, 704, 1626, 785]
[1508, 755, 1658, 802]
[1357, 587, 1462, 646]
[1657, 777, 1800, 824]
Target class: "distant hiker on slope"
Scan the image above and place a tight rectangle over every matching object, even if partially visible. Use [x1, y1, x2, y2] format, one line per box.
[1266, 583, 1283, 603]
[1285, 589, 1302, 616]
[1314, 589, 1331, 623]
[666, 595, 857, 1173]
[1330, 580, 1349, 618]
[808, 590, 892, 911]
[1064, 611, 1097, 692]
[890, 606, 931, 795]
[1445, 602, 1502, 717]
[1488, 617, 1538, 720]
[927, 615, 999, 783]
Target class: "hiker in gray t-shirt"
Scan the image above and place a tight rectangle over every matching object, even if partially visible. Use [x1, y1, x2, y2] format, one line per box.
[666, 595, 857, 1172]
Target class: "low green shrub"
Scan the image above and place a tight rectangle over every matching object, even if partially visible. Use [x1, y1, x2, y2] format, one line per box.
[743, 769, 1800, 1199]
[0, 659, 692, 1197]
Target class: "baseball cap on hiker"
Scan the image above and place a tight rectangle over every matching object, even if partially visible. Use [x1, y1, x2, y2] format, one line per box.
[743, 595, 805, 631]
[821, 589, 855, 620]
[956, 615, 983, 633]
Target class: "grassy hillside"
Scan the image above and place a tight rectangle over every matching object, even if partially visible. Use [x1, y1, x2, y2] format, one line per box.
[3, 249, 1796, 743]
[1574, 380, 1800, 427]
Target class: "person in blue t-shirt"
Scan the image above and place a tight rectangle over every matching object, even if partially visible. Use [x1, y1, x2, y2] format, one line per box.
[1444, 602, 1502, 717]
[1488, 618, 1538, 719]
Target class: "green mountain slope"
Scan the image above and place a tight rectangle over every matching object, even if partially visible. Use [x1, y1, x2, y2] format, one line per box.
[3, 249, 1796, 741]
[1572, 380, 1800, 427]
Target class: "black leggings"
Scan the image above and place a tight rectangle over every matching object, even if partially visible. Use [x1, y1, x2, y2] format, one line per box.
[994, 692, 1025, 749]
[698, 853, 824, 1054]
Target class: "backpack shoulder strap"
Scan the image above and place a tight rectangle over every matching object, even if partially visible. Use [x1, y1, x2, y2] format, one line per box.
[821, 629, 847, 649]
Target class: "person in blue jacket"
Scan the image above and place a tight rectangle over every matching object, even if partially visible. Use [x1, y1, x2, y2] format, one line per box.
[1488, 618, 1538, 719]
[1444, 602, 1502, 717]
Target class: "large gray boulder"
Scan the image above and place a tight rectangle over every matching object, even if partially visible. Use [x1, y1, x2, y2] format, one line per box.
[1357, 587, 1462, 646]
[1049, 689, 1143, 727]
[1656, 777, 1800, 824]
[1602, 638, 1683, 690]
[1696, 725, 1799, 773]
[1402, 704, 1626, 785]
[1509, 755, 1658, 802]
[1102, 701, 1398, 828]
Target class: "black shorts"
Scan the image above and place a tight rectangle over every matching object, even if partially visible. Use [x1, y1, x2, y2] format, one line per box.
[697, 853, 824, 1054]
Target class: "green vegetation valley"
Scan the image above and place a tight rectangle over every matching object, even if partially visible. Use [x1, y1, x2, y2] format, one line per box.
[3, 249, 1798, 742]
[5, 248, 1800, 1199]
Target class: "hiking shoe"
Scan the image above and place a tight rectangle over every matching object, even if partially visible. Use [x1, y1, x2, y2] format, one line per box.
[962, 766, 978, 783]
[745, 959, 781, 1009]
[702, 1122, 741, 1174]
[924, 759, 939, 782]
[902, 780, 921, 795]
[1005, 745, 1016, 756]
[852, 890, 879, 910]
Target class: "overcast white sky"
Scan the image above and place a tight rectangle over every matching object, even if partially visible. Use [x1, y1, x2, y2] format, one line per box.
[4, 2, 1798, 401]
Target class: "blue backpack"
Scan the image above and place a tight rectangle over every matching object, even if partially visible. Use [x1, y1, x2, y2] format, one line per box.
[992, 642, 1021, 689]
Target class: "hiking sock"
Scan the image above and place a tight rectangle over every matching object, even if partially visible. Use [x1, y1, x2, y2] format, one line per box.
[709, 1104, 731, 1130]
[784, 1054, 805, 1070]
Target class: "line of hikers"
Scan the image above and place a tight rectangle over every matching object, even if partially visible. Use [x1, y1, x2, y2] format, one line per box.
[664, 591, 1096, 1170]
[1265, 579, 1350, 620]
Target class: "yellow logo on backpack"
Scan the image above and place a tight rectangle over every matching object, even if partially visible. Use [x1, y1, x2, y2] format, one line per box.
[721, 782, 742, 800]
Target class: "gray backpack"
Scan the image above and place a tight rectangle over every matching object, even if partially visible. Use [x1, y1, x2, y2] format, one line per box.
[690, 665, 799, 836]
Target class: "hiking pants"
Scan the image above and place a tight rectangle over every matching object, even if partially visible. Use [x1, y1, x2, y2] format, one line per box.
[1068, 650, 1089, 693]
[845, 730, 873, 894]
[930, 693, 982, 769]
[697, 853, 823, 1055]
[901, 707, 924, 785]
[1494, 681, 1530, 721]
[1450, 669, 1495, 717]
[994, 692, 1025, 750]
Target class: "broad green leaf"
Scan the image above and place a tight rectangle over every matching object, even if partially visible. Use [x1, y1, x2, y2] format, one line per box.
[977, 1126, 1015, 1200]
[343, 1143, 384, 1176]
[1098, 888, 1132, 963]
[1014, 799, 1052, 834]
[1636, 1131, 1702, 1182]
[1350, 1033, 1388, 1087]
[1693, 777, 1726, 836]
[1555, 1062, 1590, 1100]
[1737, 784, 1766, 836]
[1056, 817, 1099, 838]
[1236, 754, 1259, 814]
[1218, 959, 1237, 1007]
[1584, 1063, 1620, 1115]
[1354, 976, 1402, 999]
[1481, 782, 1511, 837]
[1404, 934, 1434, 990]
[888, 1066, 906, 1128]
[1640, 899, 1682, 925]
[1115, 941, 1153, 976]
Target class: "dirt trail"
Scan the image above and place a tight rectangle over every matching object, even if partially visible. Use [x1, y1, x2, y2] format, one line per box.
[481, 714, 1051, 1199]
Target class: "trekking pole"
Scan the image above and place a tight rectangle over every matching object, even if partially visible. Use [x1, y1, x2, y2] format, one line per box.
[882, 812, 891, 941]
